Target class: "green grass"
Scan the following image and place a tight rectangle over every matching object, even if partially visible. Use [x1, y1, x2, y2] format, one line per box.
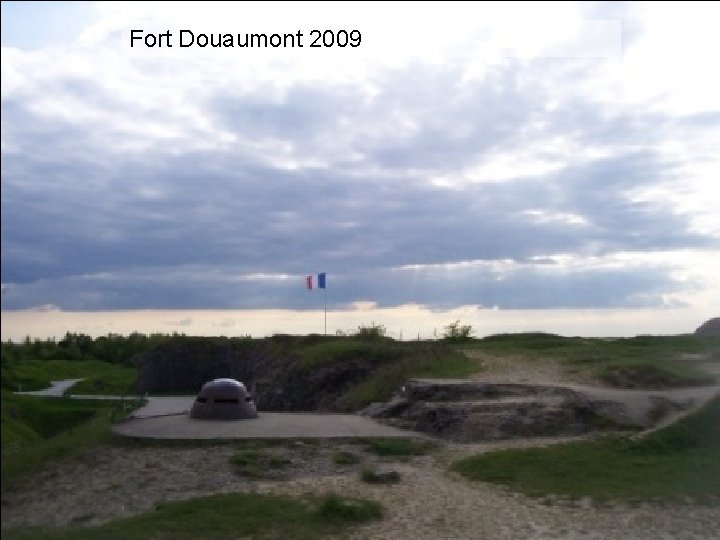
[465, 333, 719, 388]
[2, 359, 138, 395]
[1, 392, 143, 488]
[450, 397, 720, 501]
[3, 395, 99, 438]
[1, 413, 43, 450]
[297, 339, 402, 370]
[471, 333, 720, 362]
[315, 493, 383, 523]
[359, 437, 438, 457]
[2, 492, 383, 540]
[340, 347, 483, 409]
[597, 359, 714, 388]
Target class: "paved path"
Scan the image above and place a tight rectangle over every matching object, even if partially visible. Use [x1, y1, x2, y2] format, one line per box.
[15, 379, 86, 396]
[15, 379, 137, 401]
[112, 411, 418, 439]
[15, 383, 414, 440]
[19, 378, 720, 440]
[131, 396, 194, 418]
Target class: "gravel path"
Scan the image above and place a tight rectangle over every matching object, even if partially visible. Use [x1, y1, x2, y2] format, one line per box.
[2, 437, 718, 538]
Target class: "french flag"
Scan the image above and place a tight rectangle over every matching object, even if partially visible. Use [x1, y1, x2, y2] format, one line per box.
[306, 273, 326, 290]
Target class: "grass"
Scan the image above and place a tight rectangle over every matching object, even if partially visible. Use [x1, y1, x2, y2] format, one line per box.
[70, 368, 139, 395]
[2, 492, 383, 540]
[359, 437, 438, 457]
[597, 360, 714, 388]
[465, 333, 719, 388]
[229, 447, 293, 478]
[3, 395, 100, 438]
[1, 392, 144, 488]
[333, 450, 362, 465]
[450, 396, 720, 501]
[315, 493, 383, 523]
[297, 339, 402, 370]
[340, 346, 483, 409]
[2, 359, 138, 395]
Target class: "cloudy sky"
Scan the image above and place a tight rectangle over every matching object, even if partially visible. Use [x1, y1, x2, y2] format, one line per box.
[2, 1, 719, 340]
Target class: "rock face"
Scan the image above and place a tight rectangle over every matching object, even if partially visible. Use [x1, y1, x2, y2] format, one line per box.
[362, 379, 633, 442]
[695, 317, 720, 336]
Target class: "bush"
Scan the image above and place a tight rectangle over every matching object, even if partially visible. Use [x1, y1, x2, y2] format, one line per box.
[443, 321, 473, 342]
[354, 323, 387, 340]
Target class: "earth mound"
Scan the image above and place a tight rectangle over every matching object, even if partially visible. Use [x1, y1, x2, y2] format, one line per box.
[695, 317, 720, 336]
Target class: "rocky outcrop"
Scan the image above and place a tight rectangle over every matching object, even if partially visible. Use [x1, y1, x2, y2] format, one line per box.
[362, 379, 636, 442]
[695, 317, 720, 336]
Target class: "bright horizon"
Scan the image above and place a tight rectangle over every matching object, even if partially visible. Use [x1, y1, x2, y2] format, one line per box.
[0, 305, 712, 342]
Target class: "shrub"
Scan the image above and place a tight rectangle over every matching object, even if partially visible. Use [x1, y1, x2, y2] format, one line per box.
[354, 323, 387, 340]
[443, 321, 473, 342]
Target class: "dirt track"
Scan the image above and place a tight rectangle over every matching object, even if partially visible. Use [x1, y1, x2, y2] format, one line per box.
[3, 436, 718, 539]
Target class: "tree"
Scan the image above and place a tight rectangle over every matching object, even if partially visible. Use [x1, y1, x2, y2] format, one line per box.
[354, 323, 387, 340]
[442, 320, 473, 342]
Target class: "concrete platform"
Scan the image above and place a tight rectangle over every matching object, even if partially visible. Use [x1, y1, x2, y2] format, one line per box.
[111, 412, 419, 439]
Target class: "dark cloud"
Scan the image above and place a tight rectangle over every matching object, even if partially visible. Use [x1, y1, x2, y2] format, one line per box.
[2, 47, 717, 311]
[0, 260, 692, 311]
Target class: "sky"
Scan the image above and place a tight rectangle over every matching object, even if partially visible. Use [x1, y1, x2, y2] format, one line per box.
[1, 1, 719, 340]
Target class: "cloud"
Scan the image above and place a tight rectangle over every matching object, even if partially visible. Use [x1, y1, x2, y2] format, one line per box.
[0, 254, 701, 312]
[1, 2, 719, 317]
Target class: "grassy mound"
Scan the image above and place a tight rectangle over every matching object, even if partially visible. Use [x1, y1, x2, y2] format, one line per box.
[298, 339, 402, 370]
[340, 345, 483, 409]
[2, 359, 137, 395]
[450, 397, 720, 501]
[1, 392, 143, 487]
[469, 333, 719, 388]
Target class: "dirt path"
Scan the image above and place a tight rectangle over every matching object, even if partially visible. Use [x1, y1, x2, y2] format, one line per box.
[2, 437, 718, 539]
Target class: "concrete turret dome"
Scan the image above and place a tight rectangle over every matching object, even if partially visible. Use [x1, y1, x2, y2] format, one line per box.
[190, 378, 258, 420]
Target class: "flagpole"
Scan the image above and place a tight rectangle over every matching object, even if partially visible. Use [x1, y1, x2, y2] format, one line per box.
[324, 286, 327, 335]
